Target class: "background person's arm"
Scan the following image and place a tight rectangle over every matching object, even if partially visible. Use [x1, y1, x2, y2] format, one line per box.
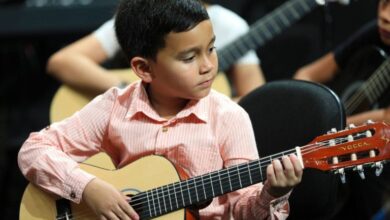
[47, 34, 123, 96]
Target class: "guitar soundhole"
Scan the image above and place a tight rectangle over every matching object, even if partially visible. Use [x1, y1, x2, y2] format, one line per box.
[55, 198, 72, 219]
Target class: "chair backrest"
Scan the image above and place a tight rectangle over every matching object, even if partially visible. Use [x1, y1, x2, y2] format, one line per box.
[239, 79, 346, 219]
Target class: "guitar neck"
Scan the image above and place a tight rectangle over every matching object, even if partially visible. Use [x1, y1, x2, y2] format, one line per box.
[130, 149, 296, 219]
[361, 59, 390, 103]
[218, 0, 319, 72]
[344, 58, 390, 115]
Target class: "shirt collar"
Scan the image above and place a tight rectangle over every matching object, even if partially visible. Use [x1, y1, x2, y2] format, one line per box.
[125, 81, 209, 123]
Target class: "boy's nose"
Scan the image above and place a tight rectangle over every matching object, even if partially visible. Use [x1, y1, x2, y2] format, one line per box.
[200, 55, 215, 75]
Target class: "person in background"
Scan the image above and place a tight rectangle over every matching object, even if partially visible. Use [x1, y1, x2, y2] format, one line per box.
[46, 1, 265, 101]
[294, 0, 390, 126]
[18, 0, 302, 219]
[294, 1, 390, 219]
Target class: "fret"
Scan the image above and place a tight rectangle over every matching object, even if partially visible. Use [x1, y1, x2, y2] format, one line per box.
[152, 188, 161, 216]
[261, 22, 274, 40]
[247, 163, 253, 184]
[160, 185, 167, 214]
[300, 0, 311, 11]
[146, 191, 152, 218]
[365, 85, 376, 104]
[235, 40, 248, 57]
[186, 179, 193, 205]
[249, 29, 264, 46]
[193, 178, 200, 202]
[257, 161, 264, 182]
[232, 43, 248, 60]
[172, 182, 179, 210]
[155, 188, 163, 216]
[150, 189, 157, 217]
[383, 68, 390, 82]
[294, 1, 307, 15]
[243, 35, 257, 50]
[226, 169, 233, 191]
[219, 170, 230, 194]
[277, 9, 291, 26]
[377, 73, 387, 93]
[268, 16, 282, 34]
[209, 172, 215, 197]
[179, 181, 185, 207]
[288, 4, 301, 19]
[215, 171, 223, 195]
[157, 188, 163, 215]
[200, 175, 207, 201]
[237, 165, 243, 189]
[166, 184, 173, 212]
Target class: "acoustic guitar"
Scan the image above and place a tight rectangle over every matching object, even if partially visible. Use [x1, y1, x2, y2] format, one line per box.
[328, 46, 390, 115]
[20, 121, 390, 220]
[50, 0, 348, 123]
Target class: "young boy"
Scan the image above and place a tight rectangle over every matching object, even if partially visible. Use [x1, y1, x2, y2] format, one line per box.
[18, 0, 302, 219]
[46, 1, 265, 100]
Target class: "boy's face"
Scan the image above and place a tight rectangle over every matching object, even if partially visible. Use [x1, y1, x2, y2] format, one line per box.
[148, 20, 218, 100]
[378, 0, 390, 45]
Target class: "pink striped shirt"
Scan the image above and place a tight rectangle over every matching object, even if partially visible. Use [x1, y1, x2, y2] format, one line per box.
[18, 81, 290, 219]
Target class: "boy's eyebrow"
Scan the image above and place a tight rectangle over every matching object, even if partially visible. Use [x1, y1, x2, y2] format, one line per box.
[177, 35, 216, 56]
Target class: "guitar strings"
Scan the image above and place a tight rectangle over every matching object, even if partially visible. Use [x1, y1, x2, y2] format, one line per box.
[219, 0, 311, 71]
[344, 59, 390, 115]
[56, 132, 369, 220]
[345, 68, 387, 114]
[128, 132, 368, 218]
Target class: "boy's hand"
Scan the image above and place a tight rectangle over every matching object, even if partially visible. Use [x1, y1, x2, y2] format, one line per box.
[266, 154, 303, 197]
[83, 178, 140, 220]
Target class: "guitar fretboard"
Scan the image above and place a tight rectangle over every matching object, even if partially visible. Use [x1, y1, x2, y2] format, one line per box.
[218, 0, 319, 72]
[130, 150, 296, 219]
[345, 58, 390, 115]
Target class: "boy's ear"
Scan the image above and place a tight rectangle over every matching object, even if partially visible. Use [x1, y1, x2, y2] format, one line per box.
[130, 57, 153, 83]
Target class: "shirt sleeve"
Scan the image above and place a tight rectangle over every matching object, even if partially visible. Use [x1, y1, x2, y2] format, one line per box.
[17, 88, 119, 203]
[93, 18, 121, 59]
[218, 105, 291, 219]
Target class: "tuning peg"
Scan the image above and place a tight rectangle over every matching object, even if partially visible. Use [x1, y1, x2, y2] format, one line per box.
[335, 168, 346, 184]
[327, 128, 337, 134]
[347, 124, 356, 129]
[366, 119, 375, 125]
[374, 162, 384, 176]
[355, 165, 365, 179]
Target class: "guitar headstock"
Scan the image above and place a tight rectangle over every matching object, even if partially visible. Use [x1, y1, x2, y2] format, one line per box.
[301, 121, 390, 182]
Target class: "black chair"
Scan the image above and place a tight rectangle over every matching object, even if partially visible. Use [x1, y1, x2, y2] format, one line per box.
[239, 79, 346, 220]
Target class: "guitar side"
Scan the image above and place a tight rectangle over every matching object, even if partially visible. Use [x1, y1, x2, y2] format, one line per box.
[19, 155, 186, 220]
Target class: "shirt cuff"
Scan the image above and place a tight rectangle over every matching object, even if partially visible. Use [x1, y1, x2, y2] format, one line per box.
[258, 184, 291, 218]
[62, 167, 96, 203]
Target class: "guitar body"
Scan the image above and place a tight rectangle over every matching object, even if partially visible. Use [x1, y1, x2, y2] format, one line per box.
[327, 46, 390, 115]
[19, 155, 192, 220]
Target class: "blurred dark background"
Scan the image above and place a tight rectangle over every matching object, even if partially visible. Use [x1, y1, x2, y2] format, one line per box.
[0, 0, 377, 219]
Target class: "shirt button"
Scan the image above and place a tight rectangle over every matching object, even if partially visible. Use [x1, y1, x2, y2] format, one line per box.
[70, 192, 76, 199]
[162, 126, 168, 132]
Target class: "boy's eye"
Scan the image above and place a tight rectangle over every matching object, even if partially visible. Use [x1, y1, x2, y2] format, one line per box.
[209, 46, 216, 53]
[182, 56, 195, 62]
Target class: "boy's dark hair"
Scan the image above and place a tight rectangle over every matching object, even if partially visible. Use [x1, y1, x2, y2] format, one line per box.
[115, 0, 209, 61]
